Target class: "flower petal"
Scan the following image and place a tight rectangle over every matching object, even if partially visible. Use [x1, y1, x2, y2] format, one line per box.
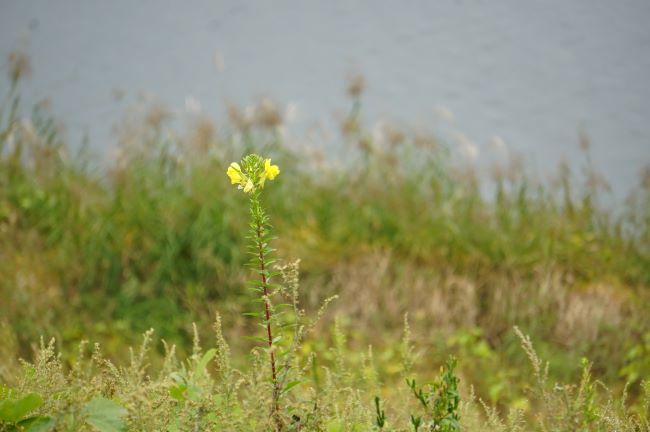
[264, 159, 280, 180]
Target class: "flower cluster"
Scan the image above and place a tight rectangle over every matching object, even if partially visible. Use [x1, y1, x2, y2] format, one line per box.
[227, 155, 280, 193]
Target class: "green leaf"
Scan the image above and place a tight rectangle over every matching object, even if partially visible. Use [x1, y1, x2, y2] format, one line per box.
[169, 372, 186, 385]
[278, 322, 297, 329]
[18, 416, 56, 432]
[168, 385, 187, 402]
[0, 393, 43, 423]
[185, 383, 204, 403]
[195, 348, 217, 376]
[242, 312, 261, 317]
[81, 397, 128, 432]
[282, 380, 302, 394]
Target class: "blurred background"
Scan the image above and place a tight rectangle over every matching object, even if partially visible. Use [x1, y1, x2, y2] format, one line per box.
[2, 0, 650, 198]
[1, 0, 649, 416]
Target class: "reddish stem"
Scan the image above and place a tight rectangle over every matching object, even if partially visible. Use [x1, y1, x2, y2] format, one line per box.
[257, 221, 281, 423]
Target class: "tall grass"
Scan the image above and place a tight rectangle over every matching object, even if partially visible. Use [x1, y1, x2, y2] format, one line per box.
[1, 53, 649, 428]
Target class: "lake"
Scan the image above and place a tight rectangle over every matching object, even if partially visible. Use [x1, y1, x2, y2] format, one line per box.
[1, 0, 649, 200]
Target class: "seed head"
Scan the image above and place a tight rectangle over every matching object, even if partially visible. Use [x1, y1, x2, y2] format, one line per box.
[7, 50, 32, 83]
[346, 73, 365, 99]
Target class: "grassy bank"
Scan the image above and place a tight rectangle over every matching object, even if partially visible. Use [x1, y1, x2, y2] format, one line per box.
[1, 63, 649, 429]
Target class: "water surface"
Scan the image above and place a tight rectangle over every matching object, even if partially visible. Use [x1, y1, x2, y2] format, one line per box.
[1, 0, 649, 199]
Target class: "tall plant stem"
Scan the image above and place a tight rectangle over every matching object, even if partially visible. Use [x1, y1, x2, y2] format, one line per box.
[250, 195, 281, 429]
[257, 220, 278, 386]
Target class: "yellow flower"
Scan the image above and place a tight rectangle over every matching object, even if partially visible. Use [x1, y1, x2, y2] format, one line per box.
[227, 156, 279, 193]
[243, 179, 255, 193]
[264, 159, 280, 180]
[227, 162, 243, 184]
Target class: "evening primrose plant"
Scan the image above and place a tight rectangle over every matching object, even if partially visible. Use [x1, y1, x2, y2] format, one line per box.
[227, 154, 285, 427]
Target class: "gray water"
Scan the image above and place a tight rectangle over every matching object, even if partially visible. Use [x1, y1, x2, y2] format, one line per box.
[1, 0, 649, 199]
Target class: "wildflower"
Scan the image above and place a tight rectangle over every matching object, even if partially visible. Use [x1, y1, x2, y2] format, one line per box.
[226, 155, 280, 194]
[227, 162, 243, 184]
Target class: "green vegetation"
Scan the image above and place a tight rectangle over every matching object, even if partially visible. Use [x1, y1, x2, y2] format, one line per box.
[1, 55, 649, 430]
